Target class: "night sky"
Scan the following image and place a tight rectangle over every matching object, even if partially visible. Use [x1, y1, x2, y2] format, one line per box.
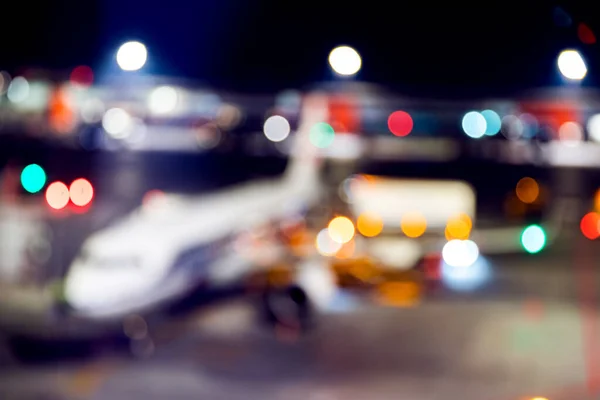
[1, 1, 598, 96]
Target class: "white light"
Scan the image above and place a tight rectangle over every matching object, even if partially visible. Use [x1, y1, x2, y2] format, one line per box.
[588, 114, 600, 143]
[441, 257, 491, 292]
[81, 98, 105, 123]
[7, 77, 29, 103]
[328, 46, 362, 76]
[501, 115, 524, 140]
[263, 115, 291, 142]
[116, 41, 148, 71]
[148, 86, 178, 115]
[442, 239, 479, 268]
[557, 49, 587, 80]
[315, 228, 342, 256]
[461, 111, 487, 139]
[102, 108, 133, 138]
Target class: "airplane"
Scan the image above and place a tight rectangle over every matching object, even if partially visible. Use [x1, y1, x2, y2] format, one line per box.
[61, 93, 330, 324]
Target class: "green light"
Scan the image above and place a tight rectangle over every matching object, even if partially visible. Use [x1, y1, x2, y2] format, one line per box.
[20, 164, 46, 194]
[309, 122, 335, 148]
[521, 224, 546, 254]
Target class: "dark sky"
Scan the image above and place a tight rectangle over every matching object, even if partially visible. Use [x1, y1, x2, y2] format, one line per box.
[1, 1, 598, 96]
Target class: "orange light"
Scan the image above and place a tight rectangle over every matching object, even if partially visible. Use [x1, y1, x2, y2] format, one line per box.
[516, 177, 539, 204]
[328, 216, 355, 244]
[580, 212, 600, 240]
[594, 189, 600, 212]
[401, 211, 427, 238]
[69, 178, 94, 206]
[445, 213, 472, 240]
[46, 181, 69, 210]
[357, 212, 383, 237]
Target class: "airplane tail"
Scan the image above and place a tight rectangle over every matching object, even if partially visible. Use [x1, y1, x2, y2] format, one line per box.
[283, 93, 329, 190]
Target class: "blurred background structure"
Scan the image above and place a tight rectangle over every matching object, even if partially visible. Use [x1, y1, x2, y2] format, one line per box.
[2, 1, 600, 400]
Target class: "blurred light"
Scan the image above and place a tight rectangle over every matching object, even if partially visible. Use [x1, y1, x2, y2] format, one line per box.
[441, 256, 491, 292]
[445, 213, 472, 240]
[328, 46, 362, 76]
[309, 122, 335, 148]
[116, 41, 147, 71]
[558, 121, 583, 146]
[501, 115, 523, 140]
[530, 398, 549, 400]
[81, 98, 105, 123]
[216, 104, 243, 129]
[578, 23, 596, 44]
[0, 71, 10, 94]
[263, 115, 291, 142]
[400, 211, 427, 238]
[102, 108, 132, 138]
[275, 90, 302, 113]
[595, 189, 600, 212]
[328, 216, 355, 244]
[20, 164, 46, 194]
[442, 239, 479, 268]
[316, 228, 342, 256]
[553, 6, 572, 27]
[148, 86, 178, 115]
[587, 114, 600, 142]
[387, 110, 413, 137]
[520, 113, 539, 139]
[461, 111, 486, 138]
[70, 66, 94, 87]
[357, 212, 383, 237]
[481, 110, 501, 136]
[336, 239, 356, 259]
[557, 50, 587, 80]
[521, 225, 546, 254]
[195, 123, 222, 149]
[7, 77, 29, 103]
[515, 177, 539, 204]
[45, 181, 69, 210]
[580, 212, 600, 240]
[69, 178, 94, 207]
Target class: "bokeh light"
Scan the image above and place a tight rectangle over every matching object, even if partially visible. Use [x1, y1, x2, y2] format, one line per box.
[515, 177, 539, 204]
[580, 212, 600, 240]
[387, 111, 413, 137]
[20, 164, 46, 194]
[309, 122, 335, 148]
[578, 23, 596, 44]
[70, 66, 94, 87]
[102, 108, 133, 138]
[69, 178, 94, 207]
[587, 114, 600, 143]
[45, 181, 70, 210]
[462, 111, 487, 138]
[7, 77, 29, 103]
[442, 240, 479, 268]
[595, 189, 600, 212]
[501, 114, 524, 140]
[557, 49, 587, 80]
[558, 121, 583, 146]
[445, 213, 472, 240]
[400, 211, 427, 238]
[316, 228, 342, 256]
[481, 110, 501, 136]
[521, 225, 546, 254]
[357, 212, 384, 237]
[328, 46, 362, 76]
[263, 115, 291, 142]
[116, 41, 147, 71]
[148, 86, 178, 115]
[328, 216, 355, 244]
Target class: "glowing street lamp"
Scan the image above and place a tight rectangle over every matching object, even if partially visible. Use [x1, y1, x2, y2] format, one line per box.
[116, 41, 148, 71]
[557, 49, 587, 81]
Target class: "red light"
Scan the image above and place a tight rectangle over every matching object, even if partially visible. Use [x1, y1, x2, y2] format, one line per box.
[143, 189, 165, 206]
[70, 66, 94, 87]
[580, 212, 600, 240]
[388, 111, 413, 137]
[578, 23, 596, 45]
[69, 178, 94, 206]
[46, 181, 69, 210]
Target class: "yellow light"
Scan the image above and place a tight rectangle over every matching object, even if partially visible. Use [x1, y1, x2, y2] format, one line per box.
[400, 211, 427, 238]
[445, 213, 472, 240]
[516, 177, 539, 204]
[328, 216, 355, 244]
[357, 212, 383, 237]
[595, 189, 600, 212]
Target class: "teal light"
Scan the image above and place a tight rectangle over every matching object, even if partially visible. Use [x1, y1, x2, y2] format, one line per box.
[20, 164, 46, 194]
[309, 122, 335, 148]
[481, 109, 501, 136]
[521, 225, 546, 254]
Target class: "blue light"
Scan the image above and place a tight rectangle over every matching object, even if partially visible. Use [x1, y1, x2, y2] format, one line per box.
[461, 111, 487, 139]
[481, 110, 501, 136]
[441, 256, 491, 292]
